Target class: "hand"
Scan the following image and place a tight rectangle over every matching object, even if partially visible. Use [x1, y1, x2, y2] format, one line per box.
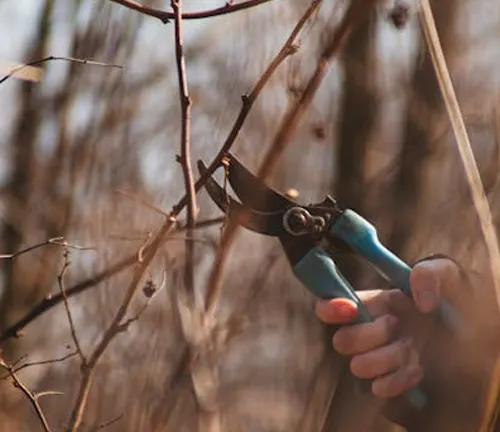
[314, 258, 456, 399]
[316, 257, 500, 430]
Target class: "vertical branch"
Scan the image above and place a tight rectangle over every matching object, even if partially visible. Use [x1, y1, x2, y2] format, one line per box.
[57, 248, 86, 364]
[419, 2, 500, 430]
[171, 0, 197, 299]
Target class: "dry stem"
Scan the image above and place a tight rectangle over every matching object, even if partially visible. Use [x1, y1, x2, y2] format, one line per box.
[57, 248, 86, 364]
[0, 56, 122, 85]
[418, 2, 500, 430]
[171, 0, 197, 299]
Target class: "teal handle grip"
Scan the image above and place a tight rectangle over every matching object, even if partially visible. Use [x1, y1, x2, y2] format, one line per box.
[330, 210, 463, 332]
[294, 246, 427, 410]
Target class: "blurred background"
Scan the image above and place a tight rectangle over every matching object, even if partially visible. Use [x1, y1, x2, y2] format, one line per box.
[1, 0, 500, 430]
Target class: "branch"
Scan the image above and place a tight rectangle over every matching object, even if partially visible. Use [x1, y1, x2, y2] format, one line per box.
[171, 0, 197, 299]
[57, 248, 86, 364]
[108, 0, 275, 23]
[0, 237, 64, 259]
[0, 56, 122, 85]
[0, 357, 53, 432]
[419, 1, 500, 430]
[7, 351, 78, 376]
[90, 414, 124, 431]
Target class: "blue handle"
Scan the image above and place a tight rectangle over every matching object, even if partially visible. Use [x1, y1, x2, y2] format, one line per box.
[330, 210, 463, 332]
[294, 246, 427, 410]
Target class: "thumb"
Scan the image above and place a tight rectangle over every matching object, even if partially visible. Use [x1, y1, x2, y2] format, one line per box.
[410, 258, 460, 314]
[315, 298, 358, 325]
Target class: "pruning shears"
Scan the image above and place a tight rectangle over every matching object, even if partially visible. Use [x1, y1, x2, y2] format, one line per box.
[198, 153, 463, 411]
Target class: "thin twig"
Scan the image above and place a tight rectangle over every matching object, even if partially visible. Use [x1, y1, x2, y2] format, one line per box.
[57, 249, 86, 364]
[115, 189, 169, 217]
[108, 0, 275, 23]
[171, 0, 197, 300]
[91, 414, 124, 431]
[418, 3, 500, 431]
[37, 390, 65, 398]
[0, 56, 122, 85]
[0, 357, 52, 432]
[0, 237, 64, 259]
[7, 351, 78, 376]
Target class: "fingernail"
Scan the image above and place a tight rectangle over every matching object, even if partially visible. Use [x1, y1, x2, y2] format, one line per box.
[337, 303, 358, 321]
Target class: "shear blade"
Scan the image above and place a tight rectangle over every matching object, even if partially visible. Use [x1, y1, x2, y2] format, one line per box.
[225, 153, 293, 212]
[197, 160, 285, 236]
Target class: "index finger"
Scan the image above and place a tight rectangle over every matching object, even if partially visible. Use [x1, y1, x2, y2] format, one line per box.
[315, 289, 407, 325]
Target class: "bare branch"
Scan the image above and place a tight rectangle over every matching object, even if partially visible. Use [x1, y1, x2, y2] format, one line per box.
[57, 249, 86, 364]
[108, 0, 275, 23]
[91, 414, 124, 431]
[0, 237, 64, 259]
[171, 0, 197, 299]
[9, 351, 78, 376]
[115, 189, 169, 217]
[0, 357, 53, 432]
[0, 56, 122, 85]
[36, 390, 65, 398]
[0, 237, 94, 259]
[419, 0, 500, 429]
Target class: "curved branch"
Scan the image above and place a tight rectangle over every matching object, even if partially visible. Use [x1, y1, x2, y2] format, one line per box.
[108, 0, 276, 23]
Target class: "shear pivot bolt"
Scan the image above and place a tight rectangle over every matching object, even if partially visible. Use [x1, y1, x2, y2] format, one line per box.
[283, 207, 312, 235]
[288, 212, 307, 232]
